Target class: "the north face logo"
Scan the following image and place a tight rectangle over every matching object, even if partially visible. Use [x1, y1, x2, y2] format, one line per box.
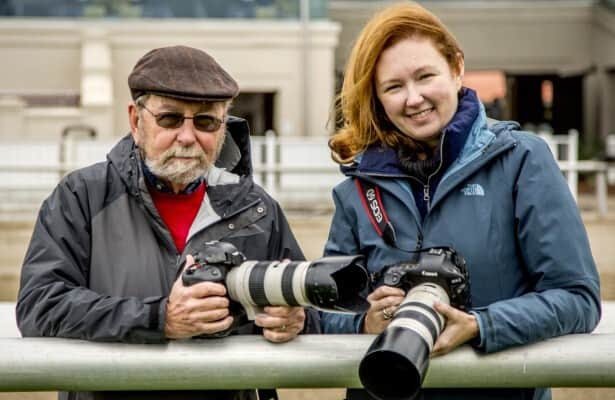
[461, 183, 485, 196]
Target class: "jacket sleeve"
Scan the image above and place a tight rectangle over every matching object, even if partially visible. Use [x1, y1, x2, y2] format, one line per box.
[320, 183, 367, 334]
[16, 175, 166, 343]
[474, 136, 601, 353]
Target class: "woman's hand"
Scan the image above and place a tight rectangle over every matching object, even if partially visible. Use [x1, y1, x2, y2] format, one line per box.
[431, 301, 479, 357]
[362, 285, 406, 334]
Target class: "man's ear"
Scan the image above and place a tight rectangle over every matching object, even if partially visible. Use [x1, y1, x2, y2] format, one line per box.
[128, 103, 141, 145]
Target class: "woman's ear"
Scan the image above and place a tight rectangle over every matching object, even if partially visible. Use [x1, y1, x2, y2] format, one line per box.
[456, 54, 465, 90]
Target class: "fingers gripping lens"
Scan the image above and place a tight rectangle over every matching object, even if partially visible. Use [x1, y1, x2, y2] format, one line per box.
[140, 104, 223, 132]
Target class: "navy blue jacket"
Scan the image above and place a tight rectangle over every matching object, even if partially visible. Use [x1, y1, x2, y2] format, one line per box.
[321, 100, 601, 400]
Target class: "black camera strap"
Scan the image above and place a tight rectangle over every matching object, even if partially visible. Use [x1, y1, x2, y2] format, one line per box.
[355, 178, 397, 247]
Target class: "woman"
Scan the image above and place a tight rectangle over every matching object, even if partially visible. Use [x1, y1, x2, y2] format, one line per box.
[321, 3, 601, 400]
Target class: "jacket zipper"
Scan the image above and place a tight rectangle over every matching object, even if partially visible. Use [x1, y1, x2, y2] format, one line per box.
[423, 131, 447, 212]
[423, 185, 430, 208]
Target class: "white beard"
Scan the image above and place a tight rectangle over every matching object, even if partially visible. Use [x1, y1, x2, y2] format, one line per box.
[144, 144, 212, 186]
[138, 126, 226, 186]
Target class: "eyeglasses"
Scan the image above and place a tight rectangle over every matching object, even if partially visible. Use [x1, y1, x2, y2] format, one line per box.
[139, 104, 225, 133]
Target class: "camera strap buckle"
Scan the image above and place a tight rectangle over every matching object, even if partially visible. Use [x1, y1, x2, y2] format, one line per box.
[355, 178, 397, 247]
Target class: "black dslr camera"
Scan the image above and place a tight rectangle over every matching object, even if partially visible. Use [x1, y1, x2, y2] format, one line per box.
[182, 241, 370, 330]
[359, 247, 471, 400]
[377, 246, 470, 310]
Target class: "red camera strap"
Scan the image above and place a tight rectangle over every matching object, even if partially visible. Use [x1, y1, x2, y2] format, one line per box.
[355, 178, 397, 247]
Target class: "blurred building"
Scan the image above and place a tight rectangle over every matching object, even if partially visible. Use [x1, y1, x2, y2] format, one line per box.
[0, 0, 338, 139]
[0, 0, 614, 149]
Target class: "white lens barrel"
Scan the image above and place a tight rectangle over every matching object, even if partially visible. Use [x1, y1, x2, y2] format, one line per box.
[291, 261, 312, 306]
[388, 283, 449, 350]
[262, 260, 291, 305]
[226, 260, 259, 319]
[227, 260, 314, 319]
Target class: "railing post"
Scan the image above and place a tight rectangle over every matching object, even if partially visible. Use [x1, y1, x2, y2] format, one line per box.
[265, 130, 277, 197]
[607, 134, 615, 185]
[0, 95, 26, 140]
[567, 129, 579, 202]
[538, 132, 556, 157]
[597, 169, 608, 215]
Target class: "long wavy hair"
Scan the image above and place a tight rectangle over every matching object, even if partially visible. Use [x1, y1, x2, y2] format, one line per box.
[330, 2, 464, 164]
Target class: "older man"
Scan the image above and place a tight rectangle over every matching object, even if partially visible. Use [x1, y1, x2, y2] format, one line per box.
[17, 45, 313, 400]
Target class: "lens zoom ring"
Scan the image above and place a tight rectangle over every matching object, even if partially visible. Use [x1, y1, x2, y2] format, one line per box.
[281, 262, 300, 306]
[394, 309, 440, 340]
[398, 301, 444, 331]
[249, 262, 270, 305]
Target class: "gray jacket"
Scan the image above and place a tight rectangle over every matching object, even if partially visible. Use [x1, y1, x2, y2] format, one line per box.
[17, 117, 312, 400]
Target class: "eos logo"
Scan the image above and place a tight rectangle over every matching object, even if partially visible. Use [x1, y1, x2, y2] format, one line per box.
[366, 188, 383, 223]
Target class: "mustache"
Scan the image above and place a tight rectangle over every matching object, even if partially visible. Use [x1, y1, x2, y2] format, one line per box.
[160, 146, 206, 163]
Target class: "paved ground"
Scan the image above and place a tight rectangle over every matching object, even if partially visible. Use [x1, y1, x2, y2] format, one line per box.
[0, 195, 614, 400]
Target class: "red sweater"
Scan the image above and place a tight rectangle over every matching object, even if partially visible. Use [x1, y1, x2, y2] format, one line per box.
[150, 182, 206, 253]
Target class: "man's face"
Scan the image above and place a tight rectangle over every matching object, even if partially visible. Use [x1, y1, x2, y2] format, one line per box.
[129, 95, 227, 188]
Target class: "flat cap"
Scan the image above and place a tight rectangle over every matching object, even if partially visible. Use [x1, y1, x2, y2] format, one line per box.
[128, 45, 239, 102]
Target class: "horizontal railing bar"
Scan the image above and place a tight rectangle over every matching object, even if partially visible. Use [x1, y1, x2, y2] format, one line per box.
[0, 164, 76, 173]
[0, 164, 340, 174]
[1, 334, 614, 391]
[556, 160, 609, 172]
[2, 162, 609, 174]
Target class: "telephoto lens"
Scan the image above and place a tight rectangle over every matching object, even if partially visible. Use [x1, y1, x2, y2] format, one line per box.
[358, 247, 470, 400]
[183, 241, 370, 320]
[226, 256, 370, 319]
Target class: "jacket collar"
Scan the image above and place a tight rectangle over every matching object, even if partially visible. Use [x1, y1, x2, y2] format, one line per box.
[107, 115, 253, 193]
[352, 87, 480, 177]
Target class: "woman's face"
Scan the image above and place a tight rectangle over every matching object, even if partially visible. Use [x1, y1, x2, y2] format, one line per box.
[375, 36, 464, 143]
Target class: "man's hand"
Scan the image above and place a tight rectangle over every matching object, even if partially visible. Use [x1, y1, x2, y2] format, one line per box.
[431, 301, 479, 357]
[362, 285, 406, 334]
[255, 306, 305, 343]
[165, 255, 233, 339]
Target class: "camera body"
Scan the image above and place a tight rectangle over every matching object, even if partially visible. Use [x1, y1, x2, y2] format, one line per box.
[183, 241, 245, 286]
[359, 247, 471, 400]
[377, 246, 471, 310]
[182, 241, 370, 332]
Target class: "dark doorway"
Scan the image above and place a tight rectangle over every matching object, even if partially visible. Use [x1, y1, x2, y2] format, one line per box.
[231, 92, 275, 136]
[508, 74, 584, 135]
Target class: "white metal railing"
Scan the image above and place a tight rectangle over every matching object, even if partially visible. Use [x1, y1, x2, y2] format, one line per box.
[539, 130, 608, 214]
[0, 302, 614, 391]
[1, 335, 615, 391]
[608, 134, 615, 185]
[0, 131, 610, 216]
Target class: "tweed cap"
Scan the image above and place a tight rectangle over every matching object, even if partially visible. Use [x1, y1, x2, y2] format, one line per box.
[128, 45, 239, 102]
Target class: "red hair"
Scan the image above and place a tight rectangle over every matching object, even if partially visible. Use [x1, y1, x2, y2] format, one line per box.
[329, 2, 464, 164]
